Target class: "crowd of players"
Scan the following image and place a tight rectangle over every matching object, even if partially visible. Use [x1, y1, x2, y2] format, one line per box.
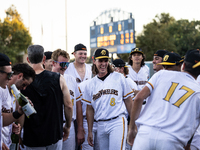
[0, 43, 200, 150]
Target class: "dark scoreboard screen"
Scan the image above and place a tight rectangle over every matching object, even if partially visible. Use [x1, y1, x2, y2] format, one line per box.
[90, 18, 136, 53]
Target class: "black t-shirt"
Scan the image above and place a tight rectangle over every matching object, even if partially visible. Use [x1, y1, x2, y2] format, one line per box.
[21, 70, 63, 147]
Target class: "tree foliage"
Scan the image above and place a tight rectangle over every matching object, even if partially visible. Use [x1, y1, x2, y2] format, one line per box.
[136, 13, 200, 60]
[0, 5, 32, 64]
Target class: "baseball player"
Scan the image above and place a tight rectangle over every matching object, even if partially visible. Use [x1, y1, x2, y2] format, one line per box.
[127, 47, 149, 90]
[157, 52, 182, 71]
[82, 48, 134, 150]
[64, 43, 92, 84]
[51, 49, 84, 150]
[127, 49, 200, 150]
[152, 49, 168, 72]
[79, 80, 100, 150]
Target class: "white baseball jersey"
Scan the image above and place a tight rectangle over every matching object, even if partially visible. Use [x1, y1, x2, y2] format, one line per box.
[196, 75, 200, 85]
[78, 79, 91, 117]
[125, 76, 138, 100]
[64, 63, 92, 85]
[82, 72, 134, 121]
[136, 70, 200, 146]
[1, 86, 13, 148]
[127, 65, 149, 90]
[63, 74, 81, 121]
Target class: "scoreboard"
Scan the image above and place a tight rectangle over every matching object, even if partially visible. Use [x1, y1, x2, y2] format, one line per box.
[90, 18, 136, 54]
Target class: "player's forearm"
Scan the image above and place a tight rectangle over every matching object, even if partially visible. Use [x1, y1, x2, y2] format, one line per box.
[124, 96, 133, 116]
[64, 104, 73, 128]
[86, 105, 94, 133]
[76, 101, 84, 130]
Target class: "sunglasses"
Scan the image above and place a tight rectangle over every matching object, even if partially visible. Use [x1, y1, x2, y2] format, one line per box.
[54, 61, 70, 68]
[0, 70, 14, 80]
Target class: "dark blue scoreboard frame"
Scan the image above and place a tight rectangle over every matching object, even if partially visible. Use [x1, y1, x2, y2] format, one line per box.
[90, 18, 136, 54]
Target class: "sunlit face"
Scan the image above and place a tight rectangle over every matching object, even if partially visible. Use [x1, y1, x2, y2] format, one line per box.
[0, 66, 12, 89]
[131, 53, 143, 65]
[94, 58, 109, 77]
[152, 56, 163, 72]
[44, 59, 53, 71]
[53, 55, 69, 75]
[15, 77, 33, 91]
[74, 50, 87, 64]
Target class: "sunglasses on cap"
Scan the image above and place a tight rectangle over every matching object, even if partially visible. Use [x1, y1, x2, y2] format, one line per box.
[54, 61, 70, 68]
[0, 70, 14, 80]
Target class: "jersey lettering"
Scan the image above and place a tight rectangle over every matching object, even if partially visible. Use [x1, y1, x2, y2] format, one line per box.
[93, 89, 118, 101]
[110, 98, 116, 106]
[163, 82, 195, 107]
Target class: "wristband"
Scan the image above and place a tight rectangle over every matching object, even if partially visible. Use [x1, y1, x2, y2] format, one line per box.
[13, 110, 23, 119]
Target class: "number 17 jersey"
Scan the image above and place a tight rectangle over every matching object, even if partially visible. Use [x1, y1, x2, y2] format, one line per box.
[136, 70, 200, 145]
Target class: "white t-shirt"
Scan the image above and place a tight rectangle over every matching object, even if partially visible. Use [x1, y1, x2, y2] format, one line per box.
[127, 65, 149, 90]
[64, 74, 81, 121]
[82, 72, 134, 121]
[136, 70, 200, 146]
[64, 63, 92, 85]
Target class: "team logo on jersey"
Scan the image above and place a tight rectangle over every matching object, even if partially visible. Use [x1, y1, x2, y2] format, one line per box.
[101, 50, 106, 55]
[69, 90, 74, 97]
[163, 55, 169, 61]
[93, 89, 118, 101]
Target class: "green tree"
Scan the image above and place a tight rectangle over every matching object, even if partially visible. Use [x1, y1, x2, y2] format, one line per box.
[136, 13, 176, 61]
[0, 5, 32, 64]
[136, 13, 200, 60]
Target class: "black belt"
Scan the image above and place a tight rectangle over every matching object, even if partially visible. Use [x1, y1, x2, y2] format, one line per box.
[97, 116, 119, 122]
[85, 117, 97, 122]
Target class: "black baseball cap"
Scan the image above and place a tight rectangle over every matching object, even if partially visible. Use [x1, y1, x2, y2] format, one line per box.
[0, 53, 12, 66]
[158, 52, 181, 66]
[154, 49, 168, 58]
[44, 51, 53, 60]
[185, 49, 200, 68]
[94, 48, 111, 59]
[72, 43, 87, 54]
[113, 59, 128, 67]
[130, 47, 143, 55]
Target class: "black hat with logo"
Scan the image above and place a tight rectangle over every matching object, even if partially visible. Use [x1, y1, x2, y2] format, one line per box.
[130, 47, 143, 55]
[158, 52, 181, 66]
[94, 48, 111, 59]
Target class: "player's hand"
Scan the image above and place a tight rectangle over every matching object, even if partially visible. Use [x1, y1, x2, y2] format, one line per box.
[63, 125, 70, 141]
[19, 136, 25, 149]
[77, 127, 85, 145]
[87, 131, 94, 147]
[127, 128, 137, 146]
[2, 142, 9, 150]
[184, 144, 191, 150]
[12, 123, 21, 134]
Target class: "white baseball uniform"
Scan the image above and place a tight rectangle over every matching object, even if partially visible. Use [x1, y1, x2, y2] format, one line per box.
[64, 63, 92, 85]
[82, 72, 134, 150]
[133, 70, 200, 150]
[79, 79, 100, 150]
[127, 65, 149, 90]
[1, 86, 14, 148]
[62, 74, 81, 150]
